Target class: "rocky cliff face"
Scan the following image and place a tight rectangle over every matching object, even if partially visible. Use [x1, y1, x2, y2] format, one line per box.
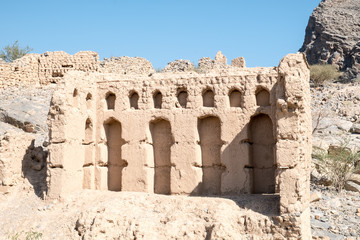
[300, 0, 360, 80]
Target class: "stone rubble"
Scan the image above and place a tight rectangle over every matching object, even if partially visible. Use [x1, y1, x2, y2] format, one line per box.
[162, 59, 195, 72]
[311, 80, 360, 239]
[311, 82, 360, 152]
[310, 184, 360, 239]
[99, 56, 155, 75]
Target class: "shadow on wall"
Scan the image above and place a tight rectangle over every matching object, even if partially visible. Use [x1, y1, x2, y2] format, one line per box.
[150, 119, 174, 195]
[197, 116, 224, 195]
[22, 140, 48, 198]
[188, 183, 280, 216]
[104, 118, 127, 191]
[189, 114, 279, 216]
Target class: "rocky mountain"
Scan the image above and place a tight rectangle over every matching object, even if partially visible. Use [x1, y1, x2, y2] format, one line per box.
[300, 0, 360, 80]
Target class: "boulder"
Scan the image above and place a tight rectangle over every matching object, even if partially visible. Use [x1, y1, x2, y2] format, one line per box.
[348, 174, 360, 185]
[345, 181, 360, 192]
[300, 0, 360, 80]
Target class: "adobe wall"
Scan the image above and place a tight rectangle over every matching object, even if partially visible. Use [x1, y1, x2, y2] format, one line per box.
[38, 51, 99, 84]
[47, 53, 311, 238]
[0, 51, 99, 87]
[0, 126, 34, 189]
[0, 54, 39, 88]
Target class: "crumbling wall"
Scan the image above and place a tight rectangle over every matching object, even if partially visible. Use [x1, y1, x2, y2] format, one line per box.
[46, 73, 97, 197]
[47, 65, 282, 198]
[275, 53, 312, 238]
[0, 126, 34, 190]
[0, 50, 248, 88]
[45, 52, 310, 239]
[0, 54, 39, 88]
[38, 51, 99, 84]
[99, 56, 155, 75]
[0, 51, 99, 87]
[0, 49, 312, 238]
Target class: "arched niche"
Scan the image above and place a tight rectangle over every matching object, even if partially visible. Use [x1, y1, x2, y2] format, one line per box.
[198, 116, 223, 195]
[86, 93, 92, 109]
[153, 91, 162, 109]
[73, 88, 79, 107]
[249, 114, 275, 194]
[106, 92, 116, 110]
[229, 89, 242, 108]
[150, 119, 174, 195]
[104, 118, 126, 191]
[177, 90, 188, 108]
[86, 93, 92, 101]
[202, 89, 215, 107]
[84, 118, 93, 144]
[129, 91, 139, 109]
[73, 88, 78, 97]
[256, 87, 270, 106]
[83, 117, 94, 189]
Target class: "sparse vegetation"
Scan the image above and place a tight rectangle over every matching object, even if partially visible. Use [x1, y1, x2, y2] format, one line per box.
[312, 108, 328, 134]
[310, 64, 342, 87]
[312, 144, 360, 192]
[9, 230, 43, 240]
[155, 67, 163, 73]
[0, 40, 33, 62]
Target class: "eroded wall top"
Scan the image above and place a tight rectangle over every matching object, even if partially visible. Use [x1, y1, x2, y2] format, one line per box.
[0, 50, 249, 88]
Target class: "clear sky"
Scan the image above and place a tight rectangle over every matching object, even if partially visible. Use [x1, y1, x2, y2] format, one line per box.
[1, 0, 320, 69]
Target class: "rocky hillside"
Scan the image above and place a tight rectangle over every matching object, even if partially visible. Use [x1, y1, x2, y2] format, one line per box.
[300, 0, 360, 80]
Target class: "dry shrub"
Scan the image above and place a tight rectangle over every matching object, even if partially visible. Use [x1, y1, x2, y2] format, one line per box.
[9, 230, 43, 240]
[310, 64, 342, 86]
[312, 145, 360, 191]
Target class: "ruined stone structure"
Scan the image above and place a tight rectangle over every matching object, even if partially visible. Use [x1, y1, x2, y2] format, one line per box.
[46, 53, 312, 238]
[0, 51, 99, 87]
[0, 50, 312, 238]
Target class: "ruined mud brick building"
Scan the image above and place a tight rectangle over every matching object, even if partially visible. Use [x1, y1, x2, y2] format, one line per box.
[0, 51, 99, 87]
[1, 51, 312, 238]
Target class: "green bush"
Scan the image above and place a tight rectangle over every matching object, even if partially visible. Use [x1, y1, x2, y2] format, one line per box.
[312, 145, 360, 191]
[310, 64, 342, 86]
[0, 40, 33, 62]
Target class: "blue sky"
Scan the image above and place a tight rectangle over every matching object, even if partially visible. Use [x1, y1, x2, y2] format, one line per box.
[1, 0, 320, 68]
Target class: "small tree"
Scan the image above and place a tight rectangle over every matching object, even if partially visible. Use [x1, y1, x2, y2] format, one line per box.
[310, 64, 342, 87]
[0, 40, 33, 62]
